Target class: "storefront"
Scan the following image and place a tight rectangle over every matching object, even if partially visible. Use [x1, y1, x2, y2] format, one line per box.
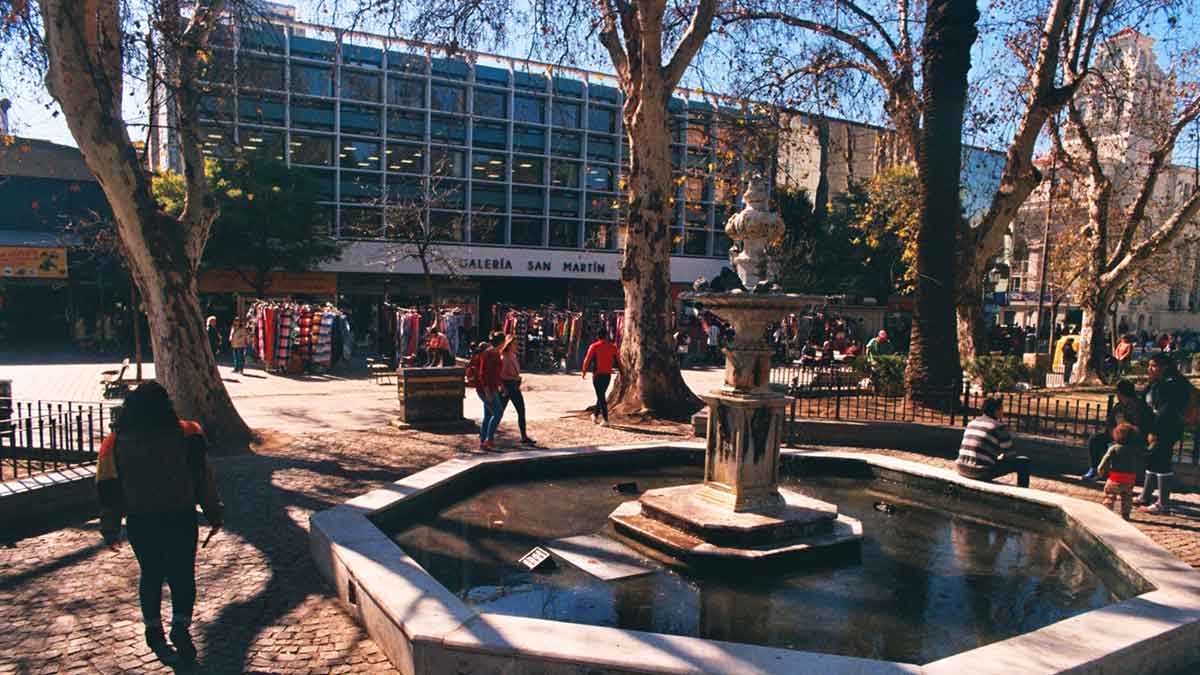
[324, 241, 728, 343]
[0, 244, 72, 344]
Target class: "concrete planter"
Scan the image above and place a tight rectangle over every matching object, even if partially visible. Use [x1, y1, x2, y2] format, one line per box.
[395, 367, 465, 424]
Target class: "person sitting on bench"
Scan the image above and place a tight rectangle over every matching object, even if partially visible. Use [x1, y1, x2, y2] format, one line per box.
[956, 397, 1031, 488]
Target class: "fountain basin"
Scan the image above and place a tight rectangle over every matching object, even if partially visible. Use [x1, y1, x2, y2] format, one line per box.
[309, 443, 1200, 674]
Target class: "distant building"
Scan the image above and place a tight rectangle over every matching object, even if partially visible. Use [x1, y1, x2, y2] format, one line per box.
[1007, 29, 1200, 335]
[0, 135, 122, 345]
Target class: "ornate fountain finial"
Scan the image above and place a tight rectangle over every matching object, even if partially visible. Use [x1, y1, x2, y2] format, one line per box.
[724, 174, 784, 290]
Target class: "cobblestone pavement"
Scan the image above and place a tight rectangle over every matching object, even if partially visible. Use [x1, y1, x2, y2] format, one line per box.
[3, 417, 1200, 673]
[0, 421, 689, 674]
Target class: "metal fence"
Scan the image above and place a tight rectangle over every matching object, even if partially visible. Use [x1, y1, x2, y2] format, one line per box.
[777, 364, 1197, 463]
[1, 399, 114, 481]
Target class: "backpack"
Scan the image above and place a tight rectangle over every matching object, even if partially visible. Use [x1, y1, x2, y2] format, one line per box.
[1184, 380, 1200, 428]
[465, 353, 482, 389]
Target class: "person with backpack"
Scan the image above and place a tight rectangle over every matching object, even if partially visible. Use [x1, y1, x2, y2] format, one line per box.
[582, 329, 621, 426]
[96, 382, 223, 664]
[1139, 353, 1191, 514]
[1061, 338, 1077, 384]
[467, 334, 506, 451]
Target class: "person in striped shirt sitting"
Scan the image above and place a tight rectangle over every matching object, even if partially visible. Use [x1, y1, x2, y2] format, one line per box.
[956, 397, 1030, 488]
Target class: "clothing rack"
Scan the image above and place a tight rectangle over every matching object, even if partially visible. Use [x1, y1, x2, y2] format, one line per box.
[380, 302, 476, 366]
[247, 300, 351, 374]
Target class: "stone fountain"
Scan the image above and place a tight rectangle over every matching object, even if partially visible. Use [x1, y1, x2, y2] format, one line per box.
[610, 177, 863, 568]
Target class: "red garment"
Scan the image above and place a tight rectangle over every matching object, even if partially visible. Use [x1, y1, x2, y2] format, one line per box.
[1107, 471, 1137, 485]
[1114, 341, 1133, 361]
[583, 339, 620, 375]
[477, 347, 503, 394]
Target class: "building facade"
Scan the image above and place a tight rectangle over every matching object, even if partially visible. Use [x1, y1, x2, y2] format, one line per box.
[0, 136, 127, 345]
[1007, 29, 1200, 336]
[151, 9, 785, 314]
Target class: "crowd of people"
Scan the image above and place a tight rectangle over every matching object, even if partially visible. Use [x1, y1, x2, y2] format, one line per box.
[956, 352, 1188, 517]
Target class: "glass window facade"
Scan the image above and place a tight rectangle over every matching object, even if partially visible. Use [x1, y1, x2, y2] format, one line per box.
[194, 28, 770, 256]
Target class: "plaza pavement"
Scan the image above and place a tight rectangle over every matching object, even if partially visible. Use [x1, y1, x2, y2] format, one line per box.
[0, 357, 728, 434]
[2, 355, 1198, 673]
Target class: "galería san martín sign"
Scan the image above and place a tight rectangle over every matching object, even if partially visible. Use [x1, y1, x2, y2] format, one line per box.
[457, 256, 606, 276]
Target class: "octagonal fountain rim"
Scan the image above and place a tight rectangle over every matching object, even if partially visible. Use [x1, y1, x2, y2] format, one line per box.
[309, 442, 1200, 675]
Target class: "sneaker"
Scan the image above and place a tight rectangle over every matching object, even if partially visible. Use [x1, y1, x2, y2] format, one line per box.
[169, 627, 196, 663]
[1140, 503, 1170, 515]
[600, 419, 609, 427]
[1081, 468, 1098, 482]
[520, 438, 538, 446]
[591, 414, 599, 425]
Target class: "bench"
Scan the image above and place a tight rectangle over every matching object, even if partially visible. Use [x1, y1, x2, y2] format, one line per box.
[100, 359, 131, 398]
[366, 358, 395, 386]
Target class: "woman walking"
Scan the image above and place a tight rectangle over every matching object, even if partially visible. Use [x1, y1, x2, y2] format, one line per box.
[96, 382, 224, 664]
[582, 329, 621, 426]
[498, 335, 537, 445]
[228, 318, 249, 373]
[205, 316, 222, 358]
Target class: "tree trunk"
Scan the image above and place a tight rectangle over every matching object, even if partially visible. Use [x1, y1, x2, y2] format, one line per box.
[955, 248, 987, 361]
[904, 0, 979, 399]
[40, 0, 250, 443]
[813, 118, 831, 228]
[955, 290, 988, 361]
[136, 218, 249, 438]
[1074, 290, 1110, 384]
[611, 71, 701, 420]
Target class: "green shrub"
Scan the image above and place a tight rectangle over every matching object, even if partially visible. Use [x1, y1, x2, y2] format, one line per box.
[962, 356, 1030, 394]
[851, 354, 906, 394]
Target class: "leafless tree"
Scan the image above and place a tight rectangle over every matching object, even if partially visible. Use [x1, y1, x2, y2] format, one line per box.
[0, 0, 262, 440]
[357, 0, 721, 419]
[1049, 38, 1200, 382]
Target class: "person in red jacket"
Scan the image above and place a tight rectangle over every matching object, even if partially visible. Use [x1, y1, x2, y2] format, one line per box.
[472, 332, 506, 450]
[96, 382, 223, 664]
[582, 329, 622, 426]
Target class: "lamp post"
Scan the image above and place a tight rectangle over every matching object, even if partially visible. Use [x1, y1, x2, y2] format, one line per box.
[1034, 152, 1057, 353]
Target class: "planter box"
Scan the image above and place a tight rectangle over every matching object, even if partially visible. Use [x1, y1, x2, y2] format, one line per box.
[396, 367, 466, 424]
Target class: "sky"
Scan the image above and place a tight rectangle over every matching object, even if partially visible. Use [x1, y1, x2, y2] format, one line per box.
[2, 0, 1196, 166]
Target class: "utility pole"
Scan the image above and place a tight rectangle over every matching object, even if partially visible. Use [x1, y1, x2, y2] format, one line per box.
[1034, 152, 1057, 353]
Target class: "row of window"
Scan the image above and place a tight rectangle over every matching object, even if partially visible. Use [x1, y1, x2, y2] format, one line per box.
[215, 59, 624, 131]
[222, 31, 628, 105]
[205, 127, 734, 209]
[328, 206, 729, 256]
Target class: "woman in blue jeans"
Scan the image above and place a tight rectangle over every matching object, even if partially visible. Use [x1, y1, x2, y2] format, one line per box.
[471, 334, 507, 451]
[497, 335, 537, 445]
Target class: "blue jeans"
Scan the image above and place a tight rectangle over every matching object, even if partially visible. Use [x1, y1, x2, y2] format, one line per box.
[478, 390, 504, 443]
[232, 347, 246, 372]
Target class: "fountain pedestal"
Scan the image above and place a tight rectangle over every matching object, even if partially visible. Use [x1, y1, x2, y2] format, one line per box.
[609, 296, 863, 569]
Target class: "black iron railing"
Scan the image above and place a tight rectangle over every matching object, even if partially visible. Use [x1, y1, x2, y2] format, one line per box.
[1, 399, 113, 481]
[777, 364, 1198, 464]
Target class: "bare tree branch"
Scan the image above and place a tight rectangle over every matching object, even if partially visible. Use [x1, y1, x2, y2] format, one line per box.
[664, 0, 715, 90]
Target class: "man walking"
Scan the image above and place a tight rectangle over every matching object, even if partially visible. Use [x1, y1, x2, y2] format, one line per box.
[1139, 353, 1188, 514]
[582, 329, 621, 426]
[956, 397, 1031, 488]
